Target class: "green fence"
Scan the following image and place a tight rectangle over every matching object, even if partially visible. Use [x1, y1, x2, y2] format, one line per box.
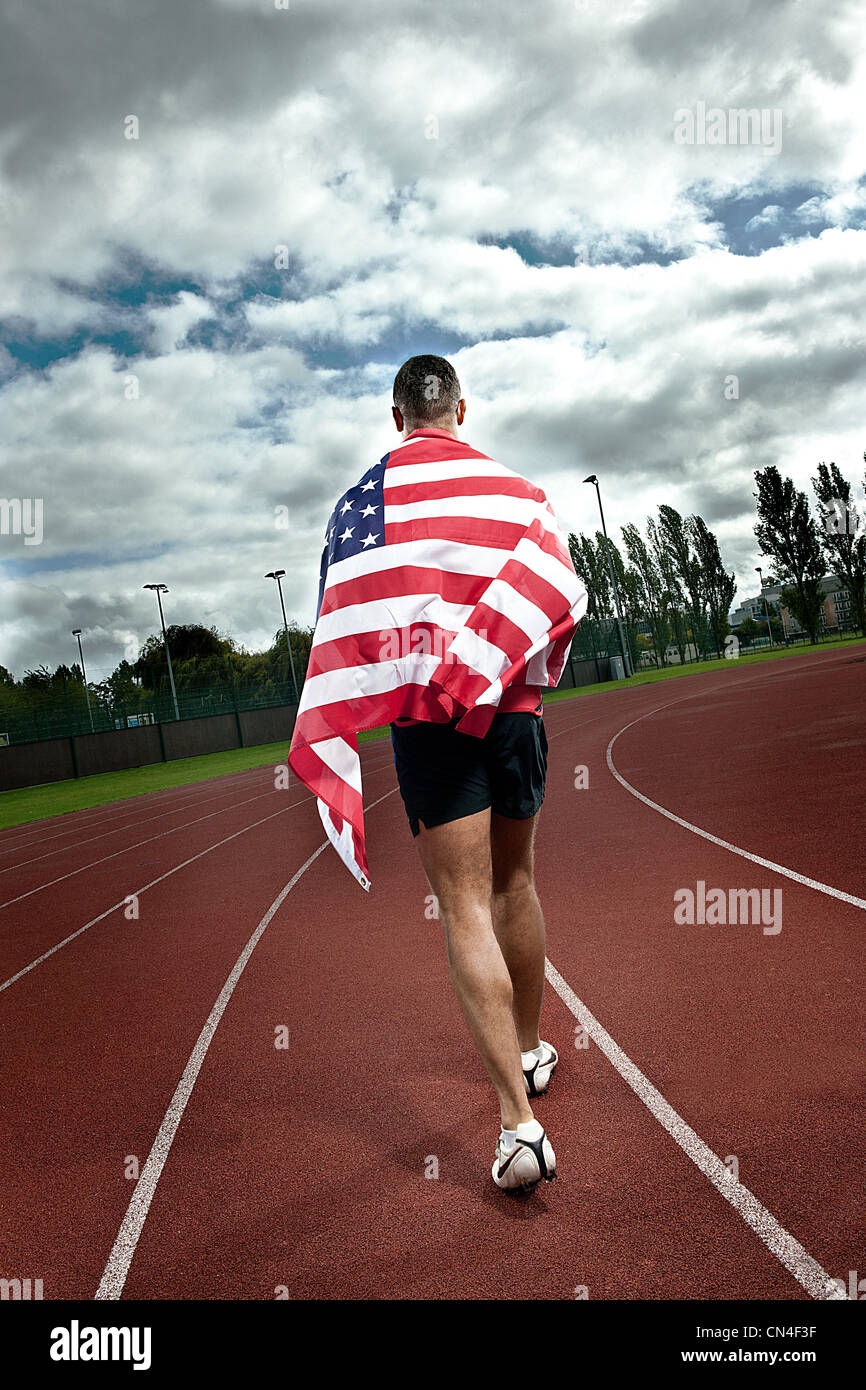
[0, 677, 301, 746]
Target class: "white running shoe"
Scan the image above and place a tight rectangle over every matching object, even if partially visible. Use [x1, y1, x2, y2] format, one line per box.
[522, 1041, 558, 1097]
[492, 1128, 557, 1191]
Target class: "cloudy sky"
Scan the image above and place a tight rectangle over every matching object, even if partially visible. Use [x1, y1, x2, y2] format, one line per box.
[1, 0, 864, 682]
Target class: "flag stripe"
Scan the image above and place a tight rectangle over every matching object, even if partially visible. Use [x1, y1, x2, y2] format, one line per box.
[384, 475, 546, 506]
[314, 595, 473, 645]
[385, 517, 529, 550]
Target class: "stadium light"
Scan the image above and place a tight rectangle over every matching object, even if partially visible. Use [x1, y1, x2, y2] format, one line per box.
[143, 583, 180, 721]
[71, 628, 95, 733]
[265, 570, 299, 704]
[583, 475, 632, 676]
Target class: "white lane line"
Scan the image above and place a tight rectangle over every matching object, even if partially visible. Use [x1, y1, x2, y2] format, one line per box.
[0, 794, 311, 995]
[606, 713, 866, 912]
[0, 764, 396, 990]
[0, 774, 281, 875]
[1, 750, 390, 908]
[544, 960, 848, 1301]
[0, 785, 293, 910]
[95, 786, 398, 1301]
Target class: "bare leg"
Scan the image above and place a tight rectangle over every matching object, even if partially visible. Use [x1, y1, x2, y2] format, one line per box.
[414, 808, 534, 1131]
[490, 811, 546, 1052]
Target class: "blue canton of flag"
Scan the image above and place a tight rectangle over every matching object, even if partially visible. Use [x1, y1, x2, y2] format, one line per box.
[315, 457, 388, 622]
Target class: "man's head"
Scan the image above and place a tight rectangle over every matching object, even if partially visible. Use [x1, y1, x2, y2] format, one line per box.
[392, 354, 465, 438]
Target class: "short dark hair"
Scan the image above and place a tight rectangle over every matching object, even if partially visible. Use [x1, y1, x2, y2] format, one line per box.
[393, 354, 461, 429]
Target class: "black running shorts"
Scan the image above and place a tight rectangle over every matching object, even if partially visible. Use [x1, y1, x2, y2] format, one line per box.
[390, 712, 548, 837]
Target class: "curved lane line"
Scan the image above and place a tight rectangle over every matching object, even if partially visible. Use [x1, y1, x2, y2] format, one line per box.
[606, 706, 866, 912]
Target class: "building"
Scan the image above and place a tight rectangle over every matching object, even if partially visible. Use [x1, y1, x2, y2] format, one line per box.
[729, 574, 853, 639]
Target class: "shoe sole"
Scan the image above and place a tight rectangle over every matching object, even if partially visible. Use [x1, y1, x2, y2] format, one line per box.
[492, 1165, 557, 1192]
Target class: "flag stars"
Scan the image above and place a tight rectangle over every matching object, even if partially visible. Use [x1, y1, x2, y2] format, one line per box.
[340, 498, 355, 515]
[360, 503, 379, 517]
[360, 478, 378, 492]
[361, 532, 380, 548]
[339, 526, 355, 542]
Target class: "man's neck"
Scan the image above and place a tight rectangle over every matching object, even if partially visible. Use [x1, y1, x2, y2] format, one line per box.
[404, 423, 459, 440]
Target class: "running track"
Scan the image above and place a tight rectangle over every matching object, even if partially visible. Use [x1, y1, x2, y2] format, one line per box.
[0, 646, 863, 1301]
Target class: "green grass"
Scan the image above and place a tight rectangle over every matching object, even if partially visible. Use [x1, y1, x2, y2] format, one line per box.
[0, 739, 293, 830]
[3, 633, 863, 831]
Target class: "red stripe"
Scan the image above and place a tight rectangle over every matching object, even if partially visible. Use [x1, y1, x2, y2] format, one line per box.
[384, 475, 545, 505]
[287, 740, 363, 829]
[318, 565, 485, 619]
[385, 517, 527, 549]
[449, 603, 532, 662]
[391, 437, 494, 467]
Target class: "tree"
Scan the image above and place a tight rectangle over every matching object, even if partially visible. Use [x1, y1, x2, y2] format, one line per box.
[606, 535, 641, 671]
[812, 461, 866, 635]
[567, 532, 614, 660]
[648, 515, 687, 662]
[688, 516, 737, 654]
[736, 616, 761, 647]
[658, 504, 708, 658]
[622, 521, 668, 665]
[754, 466, 826, 643]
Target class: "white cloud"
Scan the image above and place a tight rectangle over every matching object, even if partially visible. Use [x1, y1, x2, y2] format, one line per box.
[1, 0, 865, 677]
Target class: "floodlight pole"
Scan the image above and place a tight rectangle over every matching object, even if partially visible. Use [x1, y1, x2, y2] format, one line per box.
[143, 583, 180, 720]
[71, 629, 95, 732]
[584, 475, 632, 676]
[265, 570, 299, 703]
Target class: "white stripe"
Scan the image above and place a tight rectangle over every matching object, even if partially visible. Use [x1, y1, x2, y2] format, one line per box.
[384, 495, 550, 527]
[317, 798, 370, 891]
[511, 529, 584, 598]
[544, 959, 848, 1300]
[314, 594, 473, 644]
[324, 536, 513, 587]
[475, 576, 551, 645]
[312, 737, 362, 795]
[525, 642, 554, 684]
[95, 787, 398, 1298]
[447, 626, 511, 681]
[606, 716, 866, 912]
[383, 435, 428, 457]
[297, 651, 444, 710]
[384, 458, 513, 487]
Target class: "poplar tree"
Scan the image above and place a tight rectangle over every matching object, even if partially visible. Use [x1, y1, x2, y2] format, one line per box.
[754, 466, 826, 643]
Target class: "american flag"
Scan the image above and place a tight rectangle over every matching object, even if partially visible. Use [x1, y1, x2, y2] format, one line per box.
[288, 428, 588, 890]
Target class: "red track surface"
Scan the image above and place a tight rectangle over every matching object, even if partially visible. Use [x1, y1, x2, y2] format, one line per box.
[1, 647, 863, 1301]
